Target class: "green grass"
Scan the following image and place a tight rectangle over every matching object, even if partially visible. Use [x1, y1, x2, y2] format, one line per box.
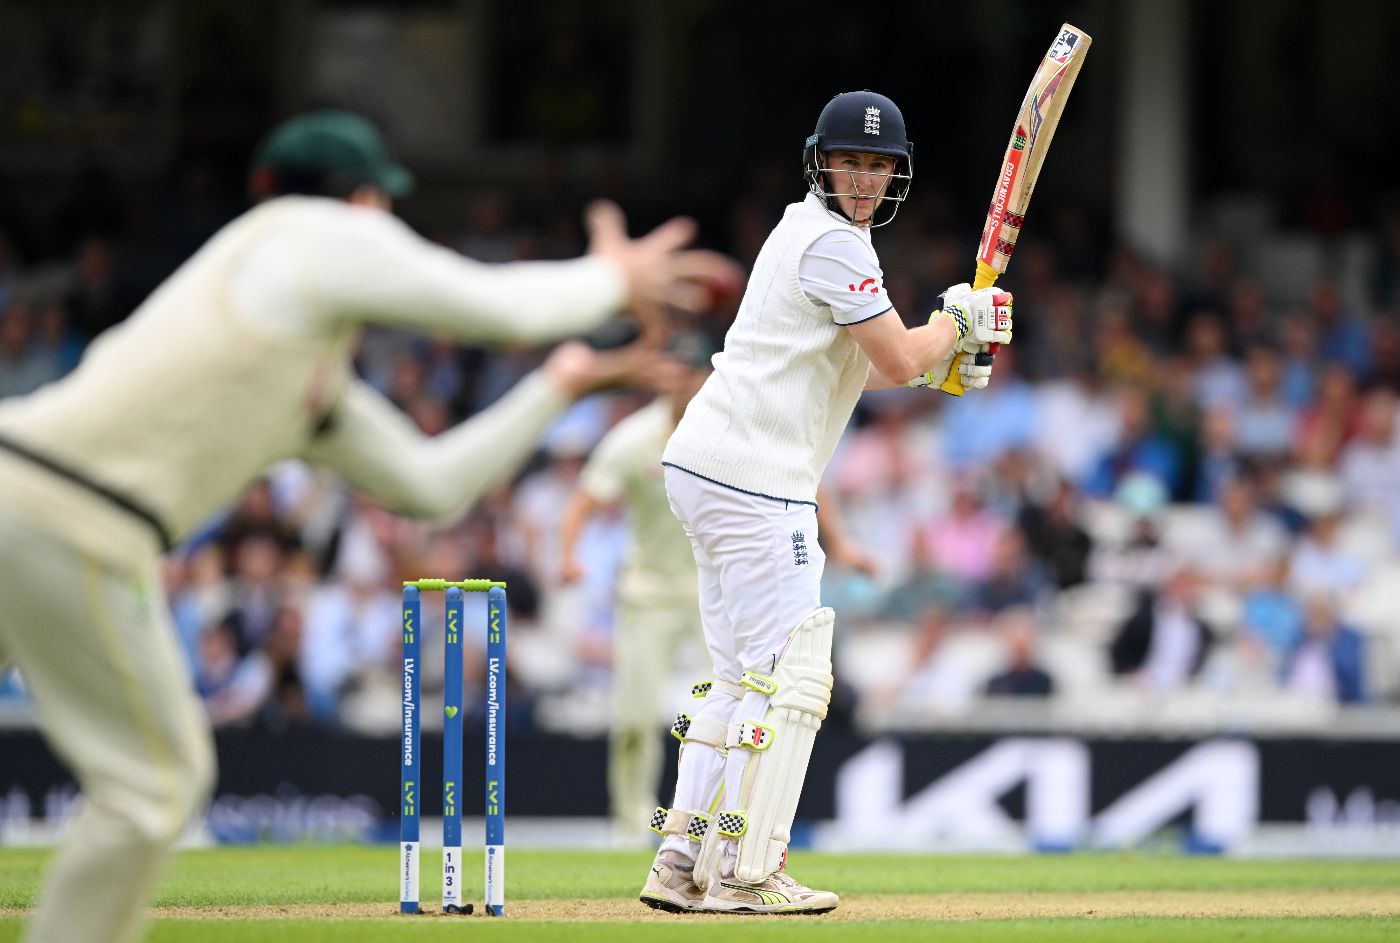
[129, 918, 1400, 943]
[2, 847, 1398, 941]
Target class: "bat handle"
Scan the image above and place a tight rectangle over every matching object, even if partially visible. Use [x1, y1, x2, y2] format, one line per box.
[938, 262, 1004, 393]
[972, 261, 1001, 359]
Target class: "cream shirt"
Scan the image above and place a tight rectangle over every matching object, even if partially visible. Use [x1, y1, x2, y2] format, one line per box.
[580, 399, 698, 606]
[0, 196, 626, 565]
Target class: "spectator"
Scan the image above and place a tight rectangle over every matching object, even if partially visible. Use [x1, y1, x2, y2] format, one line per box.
[1032, 366, 1119, 485]
[1223, 277, 1272, 355]
[984, 609, 1054, 697]
[917, 480, 1007, 585]
[1109, 565, 1212, 692]
[1152, 356, 1208, 501]
[1293, 364, 1360, 469]
[32, 297, 85, 376]
[967, 530, 1054, 620]
[937, 347, 1038, 471]
[1092, 303, 1155, 387]
[1288, 499, 1365, 599]
[1283, 594, 1367, 704]
[1240, 556, 1305, 665]
[0, 302, 64, 398]
[205, 607, 311, 729]
[224, 532, 287, 654]
[1368, 319, 1400, 391]
[1084, 385, 1182, 499]
[1088, 473, 1178, 590]
[1233, 343, 1296, 461]
[1278, 315, 1319, 410]
[169, 542, 233, 665]
[1129, 266, 1181, 357]
[1192, 405, 1241, 503]
[1182, 312, 1246, 411]
[1018, 477, 1092, 589]
[64, 235, 130, 342]
[1308, 277, 1372, 376]
[1337, 387, 1400, 532]
[1189, 475, 1290, 592]
[299, 543, 400, 724]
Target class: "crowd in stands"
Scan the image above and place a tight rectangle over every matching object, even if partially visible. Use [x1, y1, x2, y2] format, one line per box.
[3, 167, 1400, 736]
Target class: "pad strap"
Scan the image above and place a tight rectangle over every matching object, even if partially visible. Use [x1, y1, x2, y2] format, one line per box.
[691, 678, 746, 699]
[726, 720, 776, 751]
[648, 806, 712, 841]
[670, 712, 727, 748]
[740, 671, 778, 696]
[715, 811, 748, 838]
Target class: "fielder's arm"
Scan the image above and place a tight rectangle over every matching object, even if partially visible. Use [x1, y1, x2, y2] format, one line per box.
[303, 372, 570, 521]
[815, 486, 878, 577]
[558, 488, 605, 585]
[310, 209, 629, 345]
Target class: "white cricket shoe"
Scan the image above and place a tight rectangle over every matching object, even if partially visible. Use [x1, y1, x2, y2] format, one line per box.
[639, 850, 705, 913]
[699, 869, 839, 914]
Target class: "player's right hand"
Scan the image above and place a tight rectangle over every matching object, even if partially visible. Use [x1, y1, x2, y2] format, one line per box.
[906, 350, 994, 392]
[585, 201, 743, 343]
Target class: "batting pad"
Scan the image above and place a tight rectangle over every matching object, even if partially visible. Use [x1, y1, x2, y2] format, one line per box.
[731, 607, 834, 883]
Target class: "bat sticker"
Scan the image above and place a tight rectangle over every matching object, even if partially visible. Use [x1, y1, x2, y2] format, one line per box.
[1049, 29, 1079, 62]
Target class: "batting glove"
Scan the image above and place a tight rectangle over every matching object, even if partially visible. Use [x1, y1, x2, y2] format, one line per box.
[943, 283, 1013, 352]
[907, 348, 995, 391]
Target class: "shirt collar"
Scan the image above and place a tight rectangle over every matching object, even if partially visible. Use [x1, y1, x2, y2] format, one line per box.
[803, 191, 872, 243]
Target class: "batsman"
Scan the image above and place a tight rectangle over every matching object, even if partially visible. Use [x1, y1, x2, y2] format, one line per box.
[644, 90, 1014, 913]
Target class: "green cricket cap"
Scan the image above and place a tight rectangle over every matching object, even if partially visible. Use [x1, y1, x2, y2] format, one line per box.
[249, 110, 414, 198]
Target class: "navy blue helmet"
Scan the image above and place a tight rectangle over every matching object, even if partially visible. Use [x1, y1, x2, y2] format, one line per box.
[802, 90, 913, 227]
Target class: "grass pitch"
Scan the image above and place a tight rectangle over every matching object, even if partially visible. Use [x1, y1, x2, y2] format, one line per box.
[2, 847, 1399, 941]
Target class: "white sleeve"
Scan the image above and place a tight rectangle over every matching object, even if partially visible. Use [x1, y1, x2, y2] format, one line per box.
[306, 206, 628, 345]
[798, 230, 893, 325]
[301, 372, 570, 521]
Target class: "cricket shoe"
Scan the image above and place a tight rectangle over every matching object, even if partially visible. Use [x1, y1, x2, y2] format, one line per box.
[639, 850, 705, 913]
[699, 870, 839, 914]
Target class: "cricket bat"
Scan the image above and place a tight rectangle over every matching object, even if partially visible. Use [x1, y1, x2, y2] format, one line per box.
[940, 22, 1092, 396]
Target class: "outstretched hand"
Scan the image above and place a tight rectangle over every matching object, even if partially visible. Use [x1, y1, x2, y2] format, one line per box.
[542, 340, 677, 399]
[585, 201, 744, 343]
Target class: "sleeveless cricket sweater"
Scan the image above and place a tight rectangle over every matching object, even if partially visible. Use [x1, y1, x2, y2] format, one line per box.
[662, 193, 875, 504]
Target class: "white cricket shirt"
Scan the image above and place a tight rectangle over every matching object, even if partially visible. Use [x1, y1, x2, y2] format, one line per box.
[662, 193, 884, 503]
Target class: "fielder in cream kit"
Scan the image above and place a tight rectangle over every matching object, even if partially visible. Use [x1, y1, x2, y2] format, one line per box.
[0, 111, 732, 943]
[643, 91, 1015, 913]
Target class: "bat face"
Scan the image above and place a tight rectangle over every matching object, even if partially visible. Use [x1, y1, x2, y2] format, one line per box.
[976, 23, 1092, 278]
[939, 22, 1090, 397]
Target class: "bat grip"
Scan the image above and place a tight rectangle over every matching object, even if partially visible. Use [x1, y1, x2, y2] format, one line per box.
[972, 261, 1001, 359]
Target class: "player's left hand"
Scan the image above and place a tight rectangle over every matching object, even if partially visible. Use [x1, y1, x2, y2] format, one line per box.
[943, 284, 1013, 352]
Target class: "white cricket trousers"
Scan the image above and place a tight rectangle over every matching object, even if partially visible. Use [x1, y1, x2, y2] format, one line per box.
[0, 510, 215, 943]
[659, 467, 824, 860]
